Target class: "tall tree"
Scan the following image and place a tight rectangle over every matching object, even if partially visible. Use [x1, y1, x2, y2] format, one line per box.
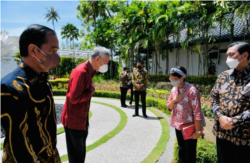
[61, 23, 79, 49]
[44, 6, 60, 31]
[61, 23, 79, 70]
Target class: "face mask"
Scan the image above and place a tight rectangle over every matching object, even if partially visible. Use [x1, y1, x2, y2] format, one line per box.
[137, 66, 142, 69]
[171, 80, 181, 87]
[226, 55, 243, 69]
[97, 59, 108, 73]
[35, 45, 60, 71]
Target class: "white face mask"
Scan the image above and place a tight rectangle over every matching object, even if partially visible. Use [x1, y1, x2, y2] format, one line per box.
[226, 55, 243, 69]
[171, 80, 181, 87]
[169, 79, 181, 87]
[97, 59, 108, 73]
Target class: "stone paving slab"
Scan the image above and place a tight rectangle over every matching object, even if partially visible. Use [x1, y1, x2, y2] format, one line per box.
[0, 97, 166, 163]
[80, 98, 162, 163]
[55, 100, 120, 156]
[153, 109, 175, 163]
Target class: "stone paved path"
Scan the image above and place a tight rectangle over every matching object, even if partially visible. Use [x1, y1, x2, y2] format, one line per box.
[0, 97, 175, 163]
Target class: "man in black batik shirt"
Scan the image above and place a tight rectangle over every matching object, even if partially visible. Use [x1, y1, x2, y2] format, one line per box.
[1, 24, 61, 163]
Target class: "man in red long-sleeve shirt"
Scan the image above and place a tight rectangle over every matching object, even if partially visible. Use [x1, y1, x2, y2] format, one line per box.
[61, 46, 110, 163]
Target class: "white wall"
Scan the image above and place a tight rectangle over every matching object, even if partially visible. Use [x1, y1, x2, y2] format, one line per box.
[149, 42, 246, 76]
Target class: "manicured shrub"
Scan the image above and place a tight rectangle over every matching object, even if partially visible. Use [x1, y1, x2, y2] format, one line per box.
[173, 138, 218, 163]
[49, 78, 69, 87]
[53, 90, 171, 115]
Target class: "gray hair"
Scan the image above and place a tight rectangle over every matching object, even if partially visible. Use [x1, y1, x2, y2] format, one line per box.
[90, 46, 110, 59]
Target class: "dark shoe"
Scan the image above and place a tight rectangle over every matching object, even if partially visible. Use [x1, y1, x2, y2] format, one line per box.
[143, 115, 148, 118]
[129, 104, 132, 107]
[132, 114, 139, 117]
[121, 105, 126, 108]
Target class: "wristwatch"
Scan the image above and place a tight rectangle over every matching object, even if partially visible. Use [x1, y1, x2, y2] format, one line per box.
[196, 130, 202, 134]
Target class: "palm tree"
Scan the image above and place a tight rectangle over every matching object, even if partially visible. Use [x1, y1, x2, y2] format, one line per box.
[44, 6, 60, 31]
[61, 23, 79, 70]
[61, 23, 79, 49]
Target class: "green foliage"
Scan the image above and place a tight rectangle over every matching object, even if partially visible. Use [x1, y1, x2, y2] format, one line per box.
[49, 78, 69, 88]
[50, 57, 88, 78]
[146, 96, 171, 116]
[202, 107, 214, 118]
[173, 138, 218, 163]
[44, 6, 60, 31]
[52, 89, 171, 115]
[61, 23, 79, 43]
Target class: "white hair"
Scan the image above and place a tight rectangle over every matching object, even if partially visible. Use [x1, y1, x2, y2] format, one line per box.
[90, 46, 110, 59]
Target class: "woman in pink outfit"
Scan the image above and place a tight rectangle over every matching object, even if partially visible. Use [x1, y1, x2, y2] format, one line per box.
[166, 66, 205, 163]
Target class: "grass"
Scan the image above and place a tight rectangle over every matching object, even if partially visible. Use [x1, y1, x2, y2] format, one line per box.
[141, 107, 170, 163]
[0, 142, 3, 150]
[60, 101, 128, 162]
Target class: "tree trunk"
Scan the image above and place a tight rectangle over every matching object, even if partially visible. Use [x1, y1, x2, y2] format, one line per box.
[52, 19, 55, 31]
[146, 46, 149, 72]
[247, 19, 250, 43]
[165, 39, 169, 75]
[186, 27, 189, 75]
[216, 19, 222, 75]
[110, 48, 113, 77]
[230, 13, 234, 43]
[205, 26, 209, 75]
[155, 51, 158, 74]
[191, 47, 193, 75]
[94, 14, 97, 46]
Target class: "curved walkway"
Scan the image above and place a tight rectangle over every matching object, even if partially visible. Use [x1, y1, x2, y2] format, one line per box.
[0, 97, 175, 163]
[55, 100, 121, 157]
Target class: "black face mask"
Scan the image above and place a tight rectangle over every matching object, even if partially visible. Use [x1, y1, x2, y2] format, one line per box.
[137, 66, 142, 69]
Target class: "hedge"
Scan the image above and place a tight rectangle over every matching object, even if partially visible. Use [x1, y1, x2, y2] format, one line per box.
[50, 57, 119, 79]
[148, 74, 217, 86]
[53, 90, 171, 116]
[173, 138, 217, 163]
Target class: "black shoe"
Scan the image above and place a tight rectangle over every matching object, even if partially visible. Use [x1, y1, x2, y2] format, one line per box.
[121, 105, 126, 108]
[143, 115, 148, 118]
[132, 114, 139, 117]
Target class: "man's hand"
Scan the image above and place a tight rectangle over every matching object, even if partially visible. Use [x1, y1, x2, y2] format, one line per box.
[173, 93, 184, 103]
[219, 116, 235, 130]
[190, 132, 201, 139]
[135, 84, 142, 90]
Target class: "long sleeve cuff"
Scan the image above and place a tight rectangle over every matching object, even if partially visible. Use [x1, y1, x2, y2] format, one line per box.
[212, 104, 224, 121]
[232, 110, 250, 126]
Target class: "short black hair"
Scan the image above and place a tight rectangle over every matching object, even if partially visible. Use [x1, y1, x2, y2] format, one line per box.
[19, 24, 56, 57]
[123, 67, 129, 71]
[170, 66, 187, 79]
[228, 41, 250, 60]
[137, 61, 144, 65]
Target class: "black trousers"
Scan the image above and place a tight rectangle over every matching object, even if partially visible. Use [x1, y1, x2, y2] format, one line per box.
[64, 126, 88, 163]
[128, 85, 133, 105]
[176, 129, 197, 163]
[134, 91, 146, 116]
[217, 137, 250, 163]
[120, 87, 128, 106]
